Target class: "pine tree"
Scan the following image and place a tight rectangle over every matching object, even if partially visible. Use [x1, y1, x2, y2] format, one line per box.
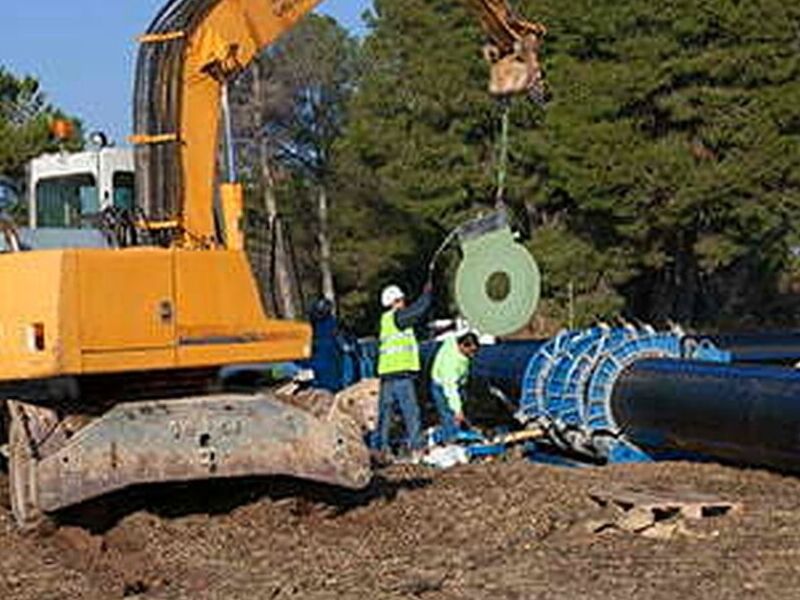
[524, 0, 800, 326]
[0, 67, 82, 181]
[334, 0, 800, 331]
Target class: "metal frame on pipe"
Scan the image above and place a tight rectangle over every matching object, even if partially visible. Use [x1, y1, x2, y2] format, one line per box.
[463, 326, 732, 464]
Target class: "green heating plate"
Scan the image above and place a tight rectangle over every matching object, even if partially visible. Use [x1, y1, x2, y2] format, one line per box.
[454, 211, 541, 336]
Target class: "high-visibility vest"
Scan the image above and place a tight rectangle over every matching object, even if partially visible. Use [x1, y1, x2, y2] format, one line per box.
[378, 310, 420, 375]
[431, 335, 470, 413]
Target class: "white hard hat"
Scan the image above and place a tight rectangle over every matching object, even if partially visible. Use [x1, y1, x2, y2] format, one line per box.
[454, 325, 473, 338]
[381, 285, 405, 308]
[454, 318, 473, 338]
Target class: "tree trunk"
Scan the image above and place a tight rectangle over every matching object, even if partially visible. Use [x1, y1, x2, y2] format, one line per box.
[252, 60, 298, 319]
[317, 183, 336, 306]
[261, 146, 298, 320]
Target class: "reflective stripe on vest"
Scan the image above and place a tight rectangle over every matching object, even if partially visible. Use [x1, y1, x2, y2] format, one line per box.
[378, 310, 420, 375]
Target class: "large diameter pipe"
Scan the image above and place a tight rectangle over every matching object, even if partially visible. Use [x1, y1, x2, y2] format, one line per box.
[705, 333, 800, 364]
[471, 340, 547, 399]
[611, 359, 800, 472]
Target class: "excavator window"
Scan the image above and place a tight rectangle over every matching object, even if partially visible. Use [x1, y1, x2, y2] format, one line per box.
[113, 171, 135, 211]
[35, 173, 99, 228]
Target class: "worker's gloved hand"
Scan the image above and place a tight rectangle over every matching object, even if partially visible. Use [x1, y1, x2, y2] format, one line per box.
[423, 279, 434, 294]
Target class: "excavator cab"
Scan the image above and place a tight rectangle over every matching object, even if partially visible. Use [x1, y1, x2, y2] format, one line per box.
[27, 147, 135, 229]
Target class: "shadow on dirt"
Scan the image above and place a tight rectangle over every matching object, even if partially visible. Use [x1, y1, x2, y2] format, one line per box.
[55, 473, 433, 535]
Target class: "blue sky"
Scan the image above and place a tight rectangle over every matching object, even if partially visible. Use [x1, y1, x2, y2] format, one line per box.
[0, 1, 371, 145]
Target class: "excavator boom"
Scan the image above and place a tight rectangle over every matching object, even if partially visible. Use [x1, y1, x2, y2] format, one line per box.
[133, 0, 545, 243]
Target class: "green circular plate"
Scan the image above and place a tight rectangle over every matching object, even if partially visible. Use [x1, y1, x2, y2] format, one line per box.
[455, 242, 541, 336]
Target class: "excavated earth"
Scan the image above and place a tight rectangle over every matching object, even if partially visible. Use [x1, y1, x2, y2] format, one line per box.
[1, 460, 800, 599]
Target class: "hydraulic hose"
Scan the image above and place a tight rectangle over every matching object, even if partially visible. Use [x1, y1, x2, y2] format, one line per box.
[134, 0, 219, 222]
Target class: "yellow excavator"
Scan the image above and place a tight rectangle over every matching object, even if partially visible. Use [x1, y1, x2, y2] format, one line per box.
[0, 0, 545, 528]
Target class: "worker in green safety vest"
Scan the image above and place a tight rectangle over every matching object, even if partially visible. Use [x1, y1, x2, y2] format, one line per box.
[373, 282, 433, 460]
[430, 330, 480, 443]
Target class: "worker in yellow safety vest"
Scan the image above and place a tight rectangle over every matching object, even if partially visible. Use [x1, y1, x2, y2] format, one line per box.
[373, 282, 433, 459]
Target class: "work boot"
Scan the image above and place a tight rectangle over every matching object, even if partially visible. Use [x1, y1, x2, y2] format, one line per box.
[394, 447, 426, 465]
[369, 449, 393, 468]
[409, 448, 427, 465]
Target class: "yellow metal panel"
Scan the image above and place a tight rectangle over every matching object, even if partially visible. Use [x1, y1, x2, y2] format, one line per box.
[0, 247, 310, 382]
[80, 348, 178, 374]
[77, 249, 176, 354]
[220, 183, 244, 250]
[174, 249, 310, 367]
[60, 251, 82, 372]
[178, 317, 312, 368]
[174, 249, 270, 339]
[178, 337, 309, 368]
[180, 0, 322, 241]
[0, 251, 71, 380]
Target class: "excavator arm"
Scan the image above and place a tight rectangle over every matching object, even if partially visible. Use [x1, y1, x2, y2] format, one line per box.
[133, 0, 545, 246]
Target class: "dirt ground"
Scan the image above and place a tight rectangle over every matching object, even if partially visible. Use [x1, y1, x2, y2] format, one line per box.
[1, 459, 799, 599]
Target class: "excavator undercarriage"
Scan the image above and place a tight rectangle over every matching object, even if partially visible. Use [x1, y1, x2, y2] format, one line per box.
[6, 385, 370, 529]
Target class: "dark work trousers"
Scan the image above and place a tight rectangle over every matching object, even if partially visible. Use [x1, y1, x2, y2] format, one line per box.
[374, 375, 422, 452]
[430, 382, 460, 444]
